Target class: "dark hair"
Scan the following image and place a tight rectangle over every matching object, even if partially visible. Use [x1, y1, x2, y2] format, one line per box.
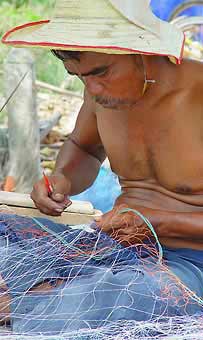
[51, 50, 81, 61]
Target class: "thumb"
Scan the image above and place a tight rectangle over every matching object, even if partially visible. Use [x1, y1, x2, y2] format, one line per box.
[51, 192, 66, 202]
[51, 191, 72, 207]
[50, 176, 71, 203]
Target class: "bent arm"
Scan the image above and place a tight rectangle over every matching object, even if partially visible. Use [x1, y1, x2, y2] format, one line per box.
[113, 202, 203, 242]
[157, 210, 203, 241]
[53, 90, 106, 195]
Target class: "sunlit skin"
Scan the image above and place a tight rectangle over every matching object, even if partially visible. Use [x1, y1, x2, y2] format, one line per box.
[31, 51, 203, 251]
[64, 53, 146, 109]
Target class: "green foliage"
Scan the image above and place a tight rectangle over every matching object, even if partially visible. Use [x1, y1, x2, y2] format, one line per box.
[35, 50, 67, 87]
[0, 0, 83, 91]
[2, 0, 55, 9]
[35, 50, 83, 91]
[0, 1, 47, 67]
[0, 2, 41, 38]
[7, 1, 30, 9]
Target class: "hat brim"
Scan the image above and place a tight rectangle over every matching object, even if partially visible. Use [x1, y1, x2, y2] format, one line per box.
[2, 19, 185, 64]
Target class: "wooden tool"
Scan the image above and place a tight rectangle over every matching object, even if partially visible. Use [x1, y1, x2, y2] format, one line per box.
[0, 191, 102, 225]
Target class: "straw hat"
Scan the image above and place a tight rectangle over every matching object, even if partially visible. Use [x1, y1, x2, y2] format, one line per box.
[2, 0, 185, 64]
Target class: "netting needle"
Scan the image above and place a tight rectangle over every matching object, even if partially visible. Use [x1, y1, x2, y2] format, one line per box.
[43, 171, 54, 197]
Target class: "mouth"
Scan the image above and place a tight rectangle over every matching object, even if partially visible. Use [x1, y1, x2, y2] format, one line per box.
[97, 101, 135, 110]
[99, 103, 118, 109]
[95, 97, 123, 109]
[95, 96, 136, 109]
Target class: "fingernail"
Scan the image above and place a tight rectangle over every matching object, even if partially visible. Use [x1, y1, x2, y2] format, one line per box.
[54, 194, 64, 200]
[55, 208, 63, 213]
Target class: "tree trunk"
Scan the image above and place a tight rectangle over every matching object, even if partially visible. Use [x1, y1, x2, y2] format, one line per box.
[0, 128, 9, 183]
[3, 48, 41, 193]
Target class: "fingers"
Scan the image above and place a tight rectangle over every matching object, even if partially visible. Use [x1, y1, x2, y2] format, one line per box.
[108, 226, 151, 247]
[95, 205, 153, 246]
[51, 193, 66, 202]
[95, 205, 124, 231]
[50, 174, 71, 197]
[94, 215, 103, 222]
[31, 190, 66, 216]
[31, 175, 72, 216]
[51, 193, 72, 209]
[97, 206, 144, 233]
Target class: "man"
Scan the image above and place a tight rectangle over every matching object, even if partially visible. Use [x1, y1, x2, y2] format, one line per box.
[1, 0, 203, 335]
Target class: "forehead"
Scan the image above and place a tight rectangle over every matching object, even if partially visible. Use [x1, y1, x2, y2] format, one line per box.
[64, 52, 126, 72]
[81, 52, 113, 62]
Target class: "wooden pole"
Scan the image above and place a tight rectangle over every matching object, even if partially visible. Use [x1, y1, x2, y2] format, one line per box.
[3, 48, 41, 193]
[0, 191, 102, 225]
[36, 80, 83, 99]
[0, 128, 8, 183]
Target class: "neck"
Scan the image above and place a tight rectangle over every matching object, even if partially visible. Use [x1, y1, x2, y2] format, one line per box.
[140, 55, 180, 102]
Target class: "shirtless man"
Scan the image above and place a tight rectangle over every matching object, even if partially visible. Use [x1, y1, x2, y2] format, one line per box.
[31, 51, 203, 251]
[1, 0, 203, 333]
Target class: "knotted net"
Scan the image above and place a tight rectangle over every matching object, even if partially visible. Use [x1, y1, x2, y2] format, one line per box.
[0, 205, 202, 340]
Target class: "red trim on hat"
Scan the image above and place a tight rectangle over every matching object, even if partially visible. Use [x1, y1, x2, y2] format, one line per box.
[2, 20, 50, 43]
[178, 33, 186, 64]
[2, 20, 184, 64]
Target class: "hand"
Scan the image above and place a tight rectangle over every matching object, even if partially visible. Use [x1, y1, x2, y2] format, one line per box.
[31, 173, 72, 216]
[95, 204, 160, 246]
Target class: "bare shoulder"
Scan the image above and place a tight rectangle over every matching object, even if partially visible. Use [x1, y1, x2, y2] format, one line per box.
[70, 88, 106, 161]
[179, 59, 203, 105]
[176, 59, 203, 133]
[182, 59, 203, 93]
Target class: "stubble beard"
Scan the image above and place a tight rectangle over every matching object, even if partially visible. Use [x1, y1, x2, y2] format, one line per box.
[94, 95, 138, 110]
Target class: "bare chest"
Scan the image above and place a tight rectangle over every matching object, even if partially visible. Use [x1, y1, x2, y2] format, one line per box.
[96, 105, 203, 194]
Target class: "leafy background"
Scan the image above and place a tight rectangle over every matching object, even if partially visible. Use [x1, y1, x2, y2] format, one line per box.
[0, 0, 82, 88]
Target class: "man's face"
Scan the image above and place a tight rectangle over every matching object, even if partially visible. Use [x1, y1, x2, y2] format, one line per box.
[63, 52, 143, 110]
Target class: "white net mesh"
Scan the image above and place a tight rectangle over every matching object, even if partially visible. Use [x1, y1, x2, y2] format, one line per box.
[0, 206, 202, 339]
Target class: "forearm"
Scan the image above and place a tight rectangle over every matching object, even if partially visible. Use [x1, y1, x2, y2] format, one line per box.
[157, 210, 203, 240]
[53, 138, 101, 195]
[114, 199, 203, 241]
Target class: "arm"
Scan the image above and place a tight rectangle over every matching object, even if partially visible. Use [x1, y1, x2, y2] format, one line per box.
[114, 194, 203, 240]
[96, 204, 203, 247]
[156, 210, 203, 240]
[53, 89, 106, 195]
[31, 90, 106, 216]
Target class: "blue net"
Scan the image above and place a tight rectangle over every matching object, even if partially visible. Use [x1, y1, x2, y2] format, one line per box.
[0, 208, 202, 339]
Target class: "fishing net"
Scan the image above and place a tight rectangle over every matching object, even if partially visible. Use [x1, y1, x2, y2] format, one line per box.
[0, 205, 202, 340]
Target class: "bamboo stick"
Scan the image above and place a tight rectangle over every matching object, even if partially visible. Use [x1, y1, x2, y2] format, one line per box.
[0, 191, 95, 215]
[0, 206, 101, 225]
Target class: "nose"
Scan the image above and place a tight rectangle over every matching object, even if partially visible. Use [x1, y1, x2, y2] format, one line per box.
[83, 77, 104, 96]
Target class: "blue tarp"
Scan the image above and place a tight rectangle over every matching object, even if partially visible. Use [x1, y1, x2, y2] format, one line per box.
[71, 167, 121, 213]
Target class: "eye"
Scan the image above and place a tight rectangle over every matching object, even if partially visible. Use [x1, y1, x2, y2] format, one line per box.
[96, 69, 109, 78]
